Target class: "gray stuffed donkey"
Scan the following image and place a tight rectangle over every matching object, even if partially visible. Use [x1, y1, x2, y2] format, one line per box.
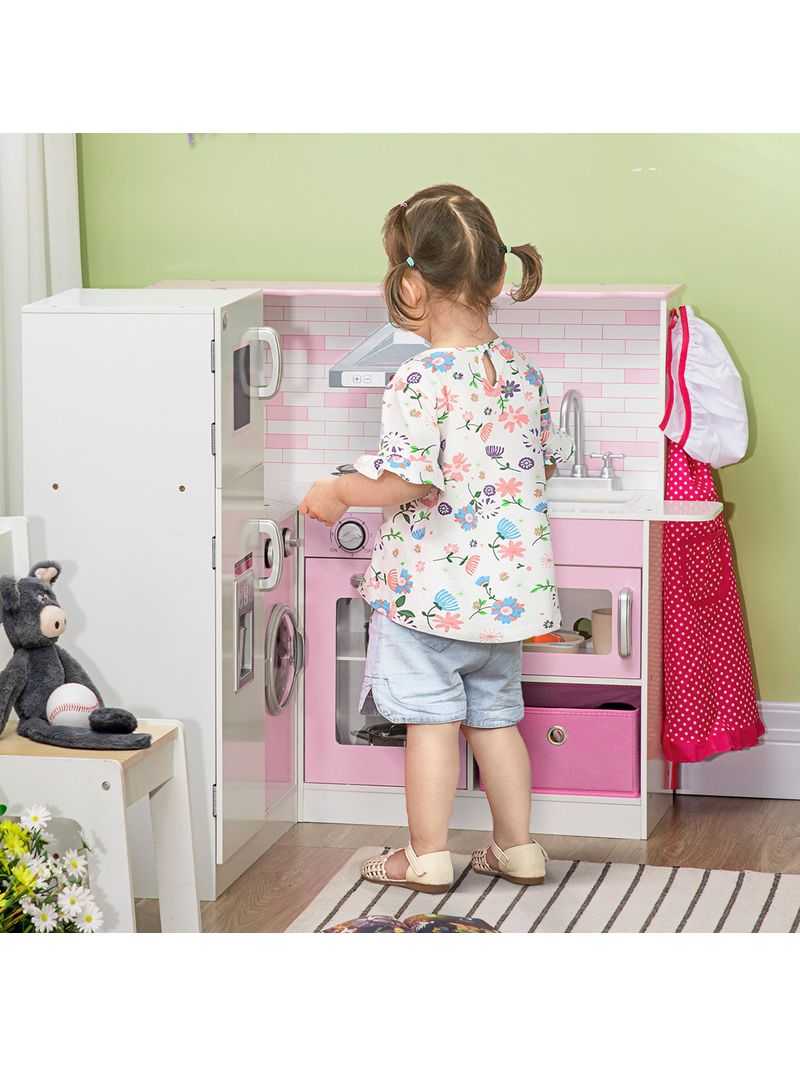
[0, 561, 151, 749]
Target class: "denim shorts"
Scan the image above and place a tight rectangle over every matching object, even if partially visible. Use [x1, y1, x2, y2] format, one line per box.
[358, 611, 524, 728]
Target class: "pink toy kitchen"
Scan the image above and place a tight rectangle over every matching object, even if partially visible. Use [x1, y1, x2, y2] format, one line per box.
[24, 277, 757, 902]
[167, 276, 750, 848]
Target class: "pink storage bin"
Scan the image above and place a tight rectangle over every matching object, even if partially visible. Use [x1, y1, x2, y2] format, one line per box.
[478, 682, 641, 797]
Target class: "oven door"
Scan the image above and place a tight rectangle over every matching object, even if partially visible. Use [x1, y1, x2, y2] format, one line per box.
[303, 557, 468, 788]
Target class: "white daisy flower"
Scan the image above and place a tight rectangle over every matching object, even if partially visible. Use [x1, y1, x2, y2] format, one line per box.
[78, 826, 96, 852]
[20, 805, 51, 831]
[62, 849, 88, 879]
[37, 829, 55, 844]
[57, 884, 88, 917]
[32, 905, 58, 932]
[75, 900, 104, 933]
[30, 859, 52, 888]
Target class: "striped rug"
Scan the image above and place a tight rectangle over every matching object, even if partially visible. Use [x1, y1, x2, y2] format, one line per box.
[287, 847, 800, 933]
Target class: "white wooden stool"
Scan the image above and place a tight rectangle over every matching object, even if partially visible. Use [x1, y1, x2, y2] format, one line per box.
[0, 718, 200, 932]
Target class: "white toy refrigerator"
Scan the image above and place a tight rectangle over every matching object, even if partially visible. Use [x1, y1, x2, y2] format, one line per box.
[21, 288, 298, 901]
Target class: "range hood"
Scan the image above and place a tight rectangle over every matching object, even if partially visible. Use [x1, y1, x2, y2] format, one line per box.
[328, 321, 429, 388]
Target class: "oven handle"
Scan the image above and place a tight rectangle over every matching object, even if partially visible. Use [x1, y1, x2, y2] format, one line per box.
[255, 518, 283, 592]
[617, 586, 633, 658]
[253, 326, 283, 400]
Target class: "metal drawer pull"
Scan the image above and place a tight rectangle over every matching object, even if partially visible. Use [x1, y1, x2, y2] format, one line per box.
[617, 586, 633, 658]
[350, 574, 365, 589]
[547, 726, 568, 746]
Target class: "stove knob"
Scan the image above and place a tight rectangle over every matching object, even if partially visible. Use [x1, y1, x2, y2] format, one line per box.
[336, 520, 367, 552]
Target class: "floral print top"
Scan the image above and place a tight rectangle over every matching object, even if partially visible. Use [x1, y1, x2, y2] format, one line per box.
[352, 338, 575, 643]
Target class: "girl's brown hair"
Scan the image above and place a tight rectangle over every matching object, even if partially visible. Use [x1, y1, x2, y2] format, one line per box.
[382, 183, 542, 328]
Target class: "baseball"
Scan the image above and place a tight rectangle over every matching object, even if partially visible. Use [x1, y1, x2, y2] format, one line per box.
[46, 683, 101, 727]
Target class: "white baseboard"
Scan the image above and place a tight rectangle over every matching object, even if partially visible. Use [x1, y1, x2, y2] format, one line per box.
[676, 702, 800, 800]
[301, 784, 652, 840]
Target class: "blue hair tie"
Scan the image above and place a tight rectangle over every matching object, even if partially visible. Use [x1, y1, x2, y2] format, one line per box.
[406, 256, 415, 267]
[505, 245, 512, 254]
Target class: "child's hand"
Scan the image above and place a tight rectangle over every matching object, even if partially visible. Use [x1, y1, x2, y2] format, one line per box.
[299, 477, 348, 526]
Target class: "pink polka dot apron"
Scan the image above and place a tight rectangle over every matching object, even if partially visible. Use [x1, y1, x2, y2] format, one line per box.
[661, 308, 763, 762]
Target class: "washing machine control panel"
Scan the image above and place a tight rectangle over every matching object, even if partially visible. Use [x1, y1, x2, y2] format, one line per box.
[334, 519, 368, 553]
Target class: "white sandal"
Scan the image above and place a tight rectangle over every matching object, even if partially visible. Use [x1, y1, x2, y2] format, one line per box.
[361, 844, 454, 894]
[472, 840, 548, 886]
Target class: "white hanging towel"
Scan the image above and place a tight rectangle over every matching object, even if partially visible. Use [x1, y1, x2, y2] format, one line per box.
[659, 305, 749, 468]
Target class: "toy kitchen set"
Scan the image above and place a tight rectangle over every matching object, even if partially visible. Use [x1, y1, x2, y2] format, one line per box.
[21, 279, 722, 901]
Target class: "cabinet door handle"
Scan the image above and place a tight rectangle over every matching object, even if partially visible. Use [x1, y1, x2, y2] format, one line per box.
[350, 574, 365, 589]
[255, 519, 283, 592]
[254, 326, 283, 400]
[617, 586, 633, 658]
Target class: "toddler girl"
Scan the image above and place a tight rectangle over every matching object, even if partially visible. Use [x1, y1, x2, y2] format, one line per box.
[300, 183, 573, 893]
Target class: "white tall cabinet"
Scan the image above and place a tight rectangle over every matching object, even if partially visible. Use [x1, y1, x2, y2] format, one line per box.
[21, 288, 290, 900]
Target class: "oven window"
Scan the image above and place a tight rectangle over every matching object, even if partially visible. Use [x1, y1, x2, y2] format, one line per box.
[522, 587, 613, 657]
[233, 344, 251, 431]
[334, 596, 385, 745]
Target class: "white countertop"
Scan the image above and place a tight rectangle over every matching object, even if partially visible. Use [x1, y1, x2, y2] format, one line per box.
[265, 481, 722, 524]
[548, 493, 722, 522]
[24, 287, 261, 313]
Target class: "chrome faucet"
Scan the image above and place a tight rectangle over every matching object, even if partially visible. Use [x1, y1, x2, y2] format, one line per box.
[559, 388, 588, 478]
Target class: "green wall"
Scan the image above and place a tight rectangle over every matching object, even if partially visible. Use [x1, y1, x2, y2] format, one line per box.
[77, 133, 800, 702]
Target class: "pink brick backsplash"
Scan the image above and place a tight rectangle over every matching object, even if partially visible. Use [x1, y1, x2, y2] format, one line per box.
[282, 334, 326, 350]
[624, 368, 660, 384]
[603, 325, 660, 340]
[625, 340, 661, 355]
[266, 405, 308, 421]
[533, 352, 565, 367]
[266, 433, 309, 449]
[600, 440, 659, 457]
[258, 293, 669, 491]
[326, 306, 366, 321]
[511, 337, 540, 353]
[625, 310, 661, 325]
[325, 392, 367, 408]
[308, 347, 350, 365]
[562, 381, 602, 397]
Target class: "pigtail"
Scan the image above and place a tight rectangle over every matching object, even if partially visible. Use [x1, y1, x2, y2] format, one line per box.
[381, 199, 425, 328]
[383, 259, 423, 328]
[508, 243, 543, 303]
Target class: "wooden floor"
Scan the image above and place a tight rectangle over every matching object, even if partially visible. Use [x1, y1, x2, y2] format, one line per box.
[135, 794, 800, 933]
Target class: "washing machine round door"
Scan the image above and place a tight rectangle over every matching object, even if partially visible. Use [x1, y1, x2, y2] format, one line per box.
[265, 605, 303, 716]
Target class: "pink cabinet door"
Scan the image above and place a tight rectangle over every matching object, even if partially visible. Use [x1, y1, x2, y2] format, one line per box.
[522, 565, 642, 680]
[304, 557, 468, 787]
